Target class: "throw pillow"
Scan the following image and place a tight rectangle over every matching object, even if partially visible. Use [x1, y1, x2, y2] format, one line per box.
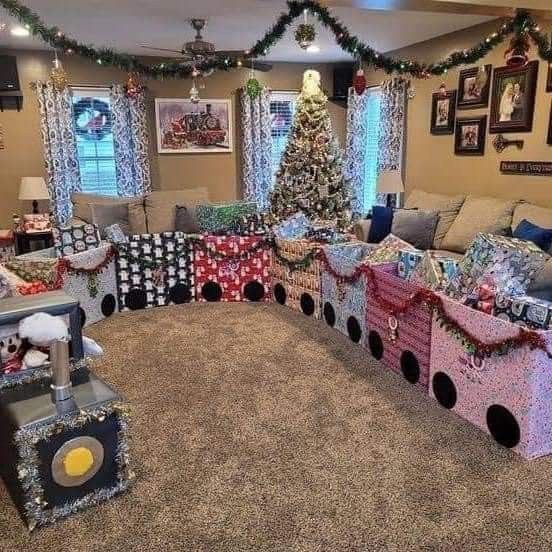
[127, 201, 148, 235]
[391, 209, 439, 250]
[367, 206, 394, 243]
[513, 219, 552, 251]
[175, 205, 201, 233]
[404, 189, 465, 249]
[90, 203, 130, 237]
[440, 196, 518, 253]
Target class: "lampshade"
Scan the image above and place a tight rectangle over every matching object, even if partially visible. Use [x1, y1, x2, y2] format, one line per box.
[376, 171, 404, 194]
[19, 177, 49, 201]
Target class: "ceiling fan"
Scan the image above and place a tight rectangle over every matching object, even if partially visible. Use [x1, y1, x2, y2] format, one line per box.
[139, 18, 272, 72]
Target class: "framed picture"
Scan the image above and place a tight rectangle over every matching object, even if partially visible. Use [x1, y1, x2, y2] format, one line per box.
[457, 64, 492, 109]
[455, 116, 487, 156]
[548, 100, 552, 145]
[546, 63, 552, 93]
[155, 98, 233, 154]
[430, 90, 457, 135]
[489, 61, 539, 134]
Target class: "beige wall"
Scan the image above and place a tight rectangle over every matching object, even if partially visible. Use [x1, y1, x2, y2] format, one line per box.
[367, 19, 552, 208]
[0, 48, 347, 227]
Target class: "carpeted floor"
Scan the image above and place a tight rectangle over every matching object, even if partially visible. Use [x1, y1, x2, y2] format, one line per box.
[1, 303, 552, 551]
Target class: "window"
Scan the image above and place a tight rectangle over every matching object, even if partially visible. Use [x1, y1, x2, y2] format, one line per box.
[362, 86, 382, 212]
[270, 91, 298, 178]
[72, 87, 118, 196]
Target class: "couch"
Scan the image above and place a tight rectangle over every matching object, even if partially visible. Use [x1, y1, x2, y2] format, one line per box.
[70, 188, 211, 235]
[353, 189, 552, 300]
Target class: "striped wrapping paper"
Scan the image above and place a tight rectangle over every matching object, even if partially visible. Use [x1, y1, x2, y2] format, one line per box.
[365, 263, 433, 390]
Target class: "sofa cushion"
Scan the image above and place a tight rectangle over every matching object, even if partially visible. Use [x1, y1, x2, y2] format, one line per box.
[440, 196, 518, 253]
[175, 205, 201, 233]
[512, 203, 552, 249]
[90, 203, 130, 237]
[145, 189, 210, 233]
[404, 189, 465, 249]
[367, 206, 393, 243]
[391, 209, 439, 250]
[71, 192, 143, 224]
[127, 201, 148, 235]
[513, 219, 552, 252]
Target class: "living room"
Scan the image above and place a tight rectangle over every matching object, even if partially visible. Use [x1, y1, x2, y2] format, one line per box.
[0, 0, 552, 549]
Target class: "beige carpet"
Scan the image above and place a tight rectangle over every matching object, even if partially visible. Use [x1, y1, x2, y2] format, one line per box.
[1, 303, 552, 552]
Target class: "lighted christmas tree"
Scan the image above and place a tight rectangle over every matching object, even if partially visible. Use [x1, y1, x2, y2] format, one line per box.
[269, 70, 350, 229]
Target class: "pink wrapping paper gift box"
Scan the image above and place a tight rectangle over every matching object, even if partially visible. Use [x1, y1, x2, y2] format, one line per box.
[365, 263, 433, 390]
[429, 293, 552, 459]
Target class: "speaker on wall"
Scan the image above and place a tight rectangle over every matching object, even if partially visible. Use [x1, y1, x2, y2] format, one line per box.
[0, 56, 21, 92]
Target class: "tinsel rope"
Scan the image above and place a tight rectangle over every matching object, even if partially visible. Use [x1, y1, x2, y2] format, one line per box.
[362, 264, 552, 360]
[317, 249, 366, 284]
[0, 0, 549, 78]
[58, 245, 116, 275]
[272, 243, 319, 272]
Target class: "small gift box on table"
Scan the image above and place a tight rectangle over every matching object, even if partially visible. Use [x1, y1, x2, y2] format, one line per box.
[271, 238, 323, 318]
[116, 232, 195, 312]
[494, 294, 552, 330]
[194, 235, 271, 302]
[446, 233, 549, 305]
[364, 263, 433, 390]
[320, 242, 374, 343]
[196, 201, 257, 234]
[429, 293, 552, 459]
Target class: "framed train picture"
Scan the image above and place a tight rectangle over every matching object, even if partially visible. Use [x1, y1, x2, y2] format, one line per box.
[155, 98, 233, 154]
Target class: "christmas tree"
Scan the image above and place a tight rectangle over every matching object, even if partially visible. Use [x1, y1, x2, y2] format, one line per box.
[269, 70, 350, 229]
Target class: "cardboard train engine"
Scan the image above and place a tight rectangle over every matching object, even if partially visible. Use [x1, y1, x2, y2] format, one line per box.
[0, 292, 132, 530]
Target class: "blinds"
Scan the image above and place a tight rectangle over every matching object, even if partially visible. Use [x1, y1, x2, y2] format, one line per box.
[71, 87, 118, 197]
[363, 87, 382, 211]
[270, 91, 298, 178]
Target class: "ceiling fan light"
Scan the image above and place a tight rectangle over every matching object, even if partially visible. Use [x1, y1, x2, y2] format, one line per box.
[306, 44, 320, 54]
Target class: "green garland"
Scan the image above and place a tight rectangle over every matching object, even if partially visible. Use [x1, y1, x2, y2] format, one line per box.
[0, 0, 550, 78]
[272, 246, 319, 273]
[193, 237, 271, 263]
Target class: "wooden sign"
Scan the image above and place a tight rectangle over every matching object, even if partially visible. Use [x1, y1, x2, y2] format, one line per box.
[500, 161, 552, 177]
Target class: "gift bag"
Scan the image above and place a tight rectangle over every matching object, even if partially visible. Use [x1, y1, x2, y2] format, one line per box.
[116, 232, 195, 311]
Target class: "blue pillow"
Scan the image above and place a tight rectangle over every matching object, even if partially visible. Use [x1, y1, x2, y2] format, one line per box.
[367, 206, 394, 243]
[513, 219, 552, 251]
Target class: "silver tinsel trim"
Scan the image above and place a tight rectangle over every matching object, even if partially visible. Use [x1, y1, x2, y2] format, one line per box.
[14, 401, 134, 531]
[0, 357, 89, 391]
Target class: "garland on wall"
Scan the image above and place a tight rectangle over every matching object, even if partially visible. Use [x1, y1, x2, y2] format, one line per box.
[1, 0, 551, 78]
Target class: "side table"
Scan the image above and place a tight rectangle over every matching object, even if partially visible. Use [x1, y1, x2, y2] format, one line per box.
[14, 231, 53, 256]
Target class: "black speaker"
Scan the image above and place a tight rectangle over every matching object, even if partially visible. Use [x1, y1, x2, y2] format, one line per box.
[0, 56, 20, 92]
[332, 65, 354, 102]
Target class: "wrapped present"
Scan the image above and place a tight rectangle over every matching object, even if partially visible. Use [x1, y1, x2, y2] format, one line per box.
[21, 213, 52, 233]
[271, 238, 322, 318]
[53, 223, 101, 257]
[408, 251, 459, 291]
[195, 235, 271, 302]
[397, 249, 423, 280]
[320, 242, 373, 343]
[0, 230, 15, 263]
[196, 201, 257, 234]
[5, 257, 61, 289]
[116, 232, 195, 312]
[273, 212, 310, 240]
[363, 234, 417, 265]
[429, 293, 552, 459]
[59, 244, 118, 327]
[494, 293, 552, 330]
[231, 212, 271, 237]
[446, 233, 549, 304]
[364, 263, 433, 390]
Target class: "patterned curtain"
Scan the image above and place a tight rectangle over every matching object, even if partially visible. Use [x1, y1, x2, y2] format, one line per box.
[35, 82, 81, 225]
[110, 85, 152, 197]
[377, 78, 409, 205]
[239, 87, 272, 211]
[344, 88, 370, 216]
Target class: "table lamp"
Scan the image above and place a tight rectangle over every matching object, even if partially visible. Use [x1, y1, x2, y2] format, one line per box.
[19, 177, 49, 214]
[376, 170, 404, 208]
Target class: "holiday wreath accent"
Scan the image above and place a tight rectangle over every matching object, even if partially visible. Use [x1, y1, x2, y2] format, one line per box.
[1, 1, 550, 78]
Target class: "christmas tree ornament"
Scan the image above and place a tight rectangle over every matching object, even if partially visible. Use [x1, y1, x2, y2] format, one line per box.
[353, 68, 366, 95]
[124, 73, 143, 98]
[50, 55, 68, 91]
[505, 34, 530, 66]
[246, 77, 263, 99]
[295, 10, 316, 50]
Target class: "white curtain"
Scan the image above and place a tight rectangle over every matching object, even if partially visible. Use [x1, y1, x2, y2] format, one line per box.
[239, 87, 272, 210]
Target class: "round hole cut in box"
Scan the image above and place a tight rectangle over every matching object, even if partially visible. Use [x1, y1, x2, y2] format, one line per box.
[364, 263, 432, 391]
[429, 293, 552, 459]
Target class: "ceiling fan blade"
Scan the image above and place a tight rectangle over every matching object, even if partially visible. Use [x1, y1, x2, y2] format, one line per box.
[241, 60, 273, 72]
[215, 49, 247, 57]
[139, 45, 184, 54]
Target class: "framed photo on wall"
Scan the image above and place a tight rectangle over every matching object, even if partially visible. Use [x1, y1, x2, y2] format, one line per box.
[489, 61, 539, 134]
[547, 62, 552, 93]
[430, 90, 457, 135]
[155, 98, 233, 154]
[455, 116, 487, 156]
[457, 64, 492, 109]
[548, 100, 552, 146]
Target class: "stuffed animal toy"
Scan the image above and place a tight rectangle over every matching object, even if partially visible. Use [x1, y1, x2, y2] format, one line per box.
[0, 331, 48, 374]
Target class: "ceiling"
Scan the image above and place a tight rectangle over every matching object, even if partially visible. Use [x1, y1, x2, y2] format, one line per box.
[0, 0, 498, 62]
